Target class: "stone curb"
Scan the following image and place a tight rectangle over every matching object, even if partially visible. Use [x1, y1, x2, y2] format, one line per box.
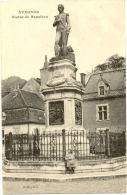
[3, 172, 127, 182]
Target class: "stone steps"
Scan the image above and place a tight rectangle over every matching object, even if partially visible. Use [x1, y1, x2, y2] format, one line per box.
[3, 156, 127, 174]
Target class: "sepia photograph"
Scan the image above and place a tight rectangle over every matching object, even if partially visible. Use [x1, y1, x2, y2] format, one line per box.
[0, 0, 126, 194]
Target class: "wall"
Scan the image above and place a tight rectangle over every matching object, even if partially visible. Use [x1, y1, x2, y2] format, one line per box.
[3, 124, 29, 135]
[83, 96, 126, 133]
[3, 123, 46, 135]
[29, 123, 45, 134]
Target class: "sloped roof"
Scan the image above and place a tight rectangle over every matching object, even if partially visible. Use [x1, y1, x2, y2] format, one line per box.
[97, 76, 110, 86]
[84, 68, 125, 94]
[2, 108, 45, 125]
[22, 78, 40, 93]
[2, 90, 44, 111]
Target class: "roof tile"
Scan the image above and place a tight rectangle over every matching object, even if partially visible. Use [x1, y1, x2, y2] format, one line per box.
[2, 90, 44, 111]
[85, 68, 125, 94]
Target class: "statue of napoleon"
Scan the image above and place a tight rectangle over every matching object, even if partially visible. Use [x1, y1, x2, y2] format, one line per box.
[53, 4, 73, 58]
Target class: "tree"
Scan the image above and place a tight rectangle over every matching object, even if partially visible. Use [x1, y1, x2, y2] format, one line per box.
[2, 76, 27, 97]
[94, 54, 126, 72]
[106, 54, 126, 68]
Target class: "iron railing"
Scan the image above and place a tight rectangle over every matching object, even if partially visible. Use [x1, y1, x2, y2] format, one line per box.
[5, 129, 126, 161]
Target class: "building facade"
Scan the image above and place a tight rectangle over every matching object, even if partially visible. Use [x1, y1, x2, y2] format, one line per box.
[83, 65, 126, 133]
[2, 89, 45, 137]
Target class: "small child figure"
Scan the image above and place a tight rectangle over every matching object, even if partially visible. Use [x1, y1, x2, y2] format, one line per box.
[65, 149, 76, 174]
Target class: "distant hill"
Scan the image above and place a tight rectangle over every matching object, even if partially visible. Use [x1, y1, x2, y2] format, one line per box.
[2, 76, 27, 97]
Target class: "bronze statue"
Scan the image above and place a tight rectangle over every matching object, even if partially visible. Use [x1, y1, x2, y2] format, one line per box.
[53, 4, 71, 57]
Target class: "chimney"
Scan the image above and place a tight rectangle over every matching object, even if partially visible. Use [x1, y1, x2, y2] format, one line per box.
[80, 73, 86, 87]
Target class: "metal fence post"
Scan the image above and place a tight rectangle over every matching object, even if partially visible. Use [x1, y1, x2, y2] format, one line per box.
[122, 131, 126, 156]
[62, 129, 66, 161]
[5, 132, 13, 160]
[105, 129, 110, 157]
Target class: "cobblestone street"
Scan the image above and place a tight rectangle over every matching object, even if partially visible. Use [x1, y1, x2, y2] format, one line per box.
[3, 176, 127, 194]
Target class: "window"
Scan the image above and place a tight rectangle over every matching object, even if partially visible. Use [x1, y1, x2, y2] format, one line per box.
[99, 86, 105, 95]
[98, 80, 110, 96]
[96, 128, 109, 145]
[49, 101, 64, 125]
[96, 104, 109, 121]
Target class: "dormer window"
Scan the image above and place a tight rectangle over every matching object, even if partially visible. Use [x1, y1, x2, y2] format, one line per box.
[98, 83, 105, 96]
[98, 77, 110, 96]
[99, 86, 105, 96]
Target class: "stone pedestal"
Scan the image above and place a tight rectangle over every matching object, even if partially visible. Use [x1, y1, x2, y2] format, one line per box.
[41, 59, 85, 131]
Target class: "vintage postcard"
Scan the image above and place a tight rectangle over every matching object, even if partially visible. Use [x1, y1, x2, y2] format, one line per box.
[1, 0, 126, 194]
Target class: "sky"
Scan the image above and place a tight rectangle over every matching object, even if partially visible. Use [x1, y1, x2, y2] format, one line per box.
[1, 0, 126, 81]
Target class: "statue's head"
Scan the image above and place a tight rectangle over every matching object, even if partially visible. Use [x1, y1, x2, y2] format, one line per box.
[58, 4, 64, 13]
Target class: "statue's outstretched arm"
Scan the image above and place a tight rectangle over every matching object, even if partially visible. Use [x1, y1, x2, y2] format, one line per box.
[53, 16, 61, 27]
[53, 19, 57, 27]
